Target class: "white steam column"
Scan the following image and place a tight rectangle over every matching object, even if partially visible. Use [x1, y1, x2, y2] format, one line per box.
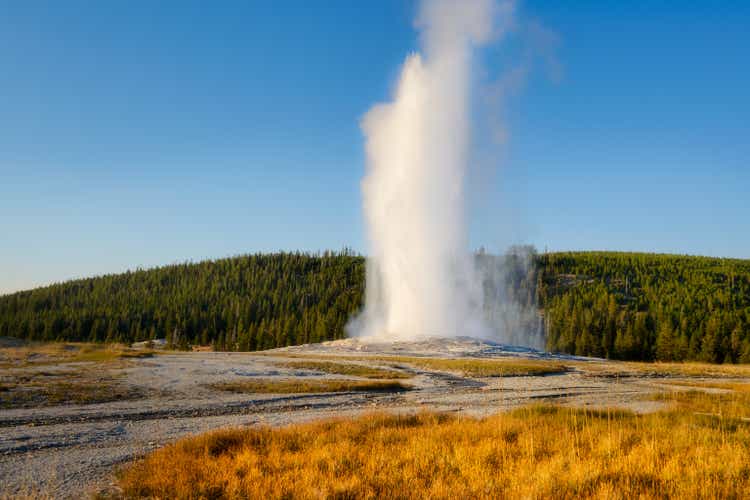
[351, 0, 508, 341]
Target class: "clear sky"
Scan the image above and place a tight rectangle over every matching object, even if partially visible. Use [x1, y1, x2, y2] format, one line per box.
[2, 0, 749, 294]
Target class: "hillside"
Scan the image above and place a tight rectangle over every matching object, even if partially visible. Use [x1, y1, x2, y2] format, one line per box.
[0, 251, 365, 351]
[0, 250, 748, 362]
[539, 252, 750, 363]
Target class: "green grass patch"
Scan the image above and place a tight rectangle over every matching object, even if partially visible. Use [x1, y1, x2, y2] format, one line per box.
[72, 347, 155, 363]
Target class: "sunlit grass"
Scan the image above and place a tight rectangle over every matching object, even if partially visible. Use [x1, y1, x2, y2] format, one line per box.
[649, 382, 750, 421]
[0, 342, 152, 408]
[263, 351, 750, 379]
[0, 342, 155, 368]
[263, 353, 566, 377]
[117, 390, 750, 499]
[573, 360, 750, 378]
[209, 379, 411, 394]
[73, 346, 155, 363]
[386, 356, 567, 377]
[659, 380, 750, 393]
[279, 360, 412, 379]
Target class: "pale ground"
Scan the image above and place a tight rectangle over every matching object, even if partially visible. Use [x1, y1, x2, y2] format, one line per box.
[1, 337, 746, 498]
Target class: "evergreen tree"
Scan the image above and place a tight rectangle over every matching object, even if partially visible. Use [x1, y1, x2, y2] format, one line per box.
[655, 319, 676, 361]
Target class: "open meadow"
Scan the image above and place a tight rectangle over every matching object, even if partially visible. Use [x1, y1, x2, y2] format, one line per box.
[1, 337, 749, 498]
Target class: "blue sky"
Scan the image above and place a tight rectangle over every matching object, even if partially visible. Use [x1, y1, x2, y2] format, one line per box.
[1, 1, 749, 294]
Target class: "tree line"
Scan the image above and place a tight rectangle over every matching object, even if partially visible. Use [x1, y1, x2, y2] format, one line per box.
[0, 250, 748, 363]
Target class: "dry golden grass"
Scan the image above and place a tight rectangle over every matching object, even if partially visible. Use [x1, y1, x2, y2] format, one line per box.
[266, 352, 750, 379]
[209, 379, 411, 394]
[0, 342, 155, 368]
[387, 356, 567, 377]
[264, 353, 566, 377]
[118, 388, 750, 499]
[0, 367, 144, 408]
[0, 379, 143, 408]
[0, 342, 152, 408]
[573, 360, 750, 379]
[279, 360, 412, 379]
[650, 381, 750, 422]
[660, 380, 750, 393]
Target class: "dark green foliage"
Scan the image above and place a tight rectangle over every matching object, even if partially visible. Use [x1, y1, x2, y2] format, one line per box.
[0, 251, 364, 351]
[539, 252, 750, 363]
[1, 250, 749, 363]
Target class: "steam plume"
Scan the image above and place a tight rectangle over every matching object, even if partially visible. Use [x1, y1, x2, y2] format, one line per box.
[350, 0, 535, 344]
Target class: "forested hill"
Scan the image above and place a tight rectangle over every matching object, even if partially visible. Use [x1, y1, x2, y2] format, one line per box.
[1, 250, 749, 363]
[538, 252, 750, 363]
[0, 251, 365, 351]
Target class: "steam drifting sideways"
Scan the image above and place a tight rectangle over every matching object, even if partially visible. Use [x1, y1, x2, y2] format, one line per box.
[348, 0, 543, 349]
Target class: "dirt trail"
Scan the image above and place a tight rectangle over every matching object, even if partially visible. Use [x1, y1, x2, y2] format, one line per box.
[1, 339, 744, 498]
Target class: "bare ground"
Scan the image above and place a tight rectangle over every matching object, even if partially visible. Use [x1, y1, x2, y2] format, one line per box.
[1, 337, 747, 498]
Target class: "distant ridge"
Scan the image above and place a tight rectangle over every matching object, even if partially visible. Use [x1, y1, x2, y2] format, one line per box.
[0, 251, 748, 363]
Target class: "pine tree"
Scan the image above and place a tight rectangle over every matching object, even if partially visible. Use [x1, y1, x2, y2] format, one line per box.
[655, 319, 676, 361]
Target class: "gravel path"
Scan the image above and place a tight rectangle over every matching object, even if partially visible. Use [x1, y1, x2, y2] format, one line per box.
[0, 338, 740, 498]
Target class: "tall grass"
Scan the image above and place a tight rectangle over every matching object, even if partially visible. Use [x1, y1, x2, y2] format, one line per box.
[117, 388, 750, 499]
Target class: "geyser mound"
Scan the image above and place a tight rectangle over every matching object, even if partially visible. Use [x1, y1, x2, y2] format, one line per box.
[277, 335, 550, 360]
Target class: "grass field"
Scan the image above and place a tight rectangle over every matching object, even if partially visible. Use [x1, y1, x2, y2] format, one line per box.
[385, 356, 568, 377]
[0, 374, 143, 408]
[0, 342, 152, 408]
[572, 360, 750, 379]
[209, 379, 411, 394]
[266, 353, 567, 377]
[278, 360, 412, 379]
[117, 386, 750, 499]
[0, 342, 155, 368]
[268, 352, 750, 379]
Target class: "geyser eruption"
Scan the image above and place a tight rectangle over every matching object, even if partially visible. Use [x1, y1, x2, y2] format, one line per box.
[350, 0, 510, 342]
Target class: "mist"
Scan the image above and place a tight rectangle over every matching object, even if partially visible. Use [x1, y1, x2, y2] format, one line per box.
[349, 0, 540, 348]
